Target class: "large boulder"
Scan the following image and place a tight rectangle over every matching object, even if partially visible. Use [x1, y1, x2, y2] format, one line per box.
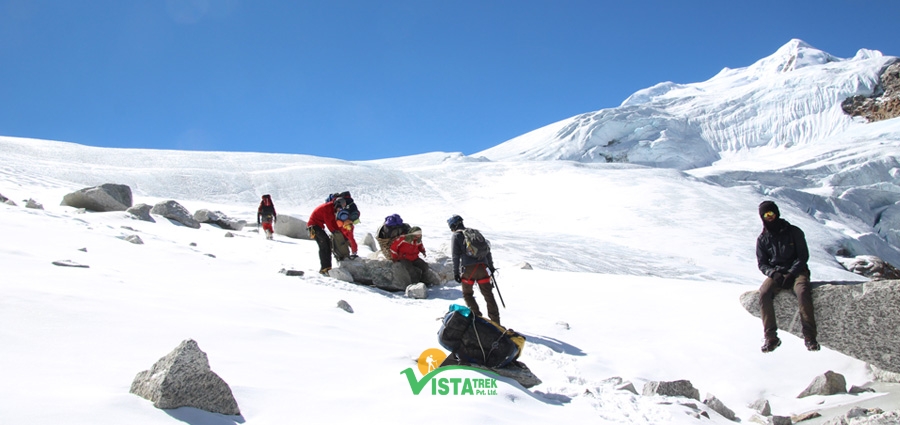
[193, 209, 246, 231]
[740, 280, 900, 374]
[272, 214, 308, 239]
[337, 258, 446, 292]
[61, 183, 132, 212]
[797, 370, 847, 398]
[151, 200, 200, 229]
[130, 339, 240, 416]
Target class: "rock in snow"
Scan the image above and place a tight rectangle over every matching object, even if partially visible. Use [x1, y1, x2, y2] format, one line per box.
[61, 183, 133, 212]
[130, 339, 240, 416]
[150, 200, 201, 229]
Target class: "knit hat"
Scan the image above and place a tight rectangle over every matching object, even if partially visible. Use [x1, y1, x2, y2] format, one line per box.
[759, 201, 780, 219]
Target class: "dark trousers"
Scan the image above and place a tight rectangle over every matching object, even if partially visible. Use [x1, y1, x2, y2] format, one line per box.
[461, 264, 500, 324]
[759, 270, 816, 341]
[312, 226, 332, 270]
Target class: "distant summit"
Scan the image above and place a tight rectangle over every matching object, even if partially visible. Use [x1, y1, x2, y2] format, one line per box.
[476, 39, 897, 170]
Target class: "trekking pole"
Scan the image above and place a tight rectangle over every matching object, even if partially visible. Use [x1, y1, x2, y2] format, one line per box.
[490, 274, 506, 308]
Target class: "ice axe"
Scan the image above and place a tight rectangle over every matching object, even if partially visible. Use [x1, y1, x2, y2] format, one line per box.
[490, 274, 506, 308]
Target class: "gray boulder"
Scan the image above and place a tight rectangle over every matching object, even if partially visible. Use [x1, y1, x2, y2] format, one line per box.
[121, 235, 144, 245]
[797, 370, 847, 398]
[0, 192, 8, 203]
[151, 200, 200, 229]
[642, 380, 700, 400]
[749, 398, 772, 416]
[25, 198, 43, 209]
[703, 394, 737, 421]
[130, 339, 240, 416]
[127, 203, 155, 222]
[337, 300, 354, 313]
[337, 258, 446, 292]
[272, 214, 308, 239]
[193, 209, 246, 231]
[740, 280, 900, 374]
[61, 183, 132, 212]
[362, 233, 378, 253]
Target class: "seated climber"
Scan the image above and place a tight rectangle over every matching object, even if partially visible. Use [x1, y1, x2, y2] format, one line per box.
[757, 200, 819, 353]
[389, 226, 439, 286]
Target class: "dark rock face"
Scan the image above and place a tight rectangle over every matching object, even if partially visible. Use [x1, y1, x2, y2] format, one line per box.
[642, 380, 700, 401]
[842, 62, 900, 122]
[740, 280, 900, 374]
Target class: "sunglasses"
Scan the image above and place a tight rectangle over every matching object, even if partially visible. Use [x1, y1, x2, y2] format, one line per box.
[763, 211, 777, 220]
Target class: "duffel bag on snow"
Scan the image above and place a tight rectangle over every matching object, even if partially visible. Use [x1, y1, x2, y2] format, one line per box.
[437, 304, 525, 368]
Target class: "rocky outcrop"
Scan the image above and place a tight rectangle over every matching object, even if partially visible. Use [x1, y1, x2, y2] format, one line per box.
[823, 407, 899, 425]
[193, 209, 246, 231]
[842, 62, 900, 122]
[272, 214, 308, 239]
[642, 380, 700, 400]
[61, 183, 132, 212]
[151, 200, 200, 229]
[127, 203, 155, 222]
[740, 280, 900, 374]
[130, 339, 240, 416]
[337, 257, 450, 292]
[837, 255, 900, 280]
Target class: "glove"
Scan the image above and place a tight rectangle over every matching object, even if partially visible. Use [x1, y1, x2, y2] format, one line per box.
[307, 227, 316, 240]
[422, 250, 427, 258]
[771, 272, 784, 284]
[454, 273, 461, 283]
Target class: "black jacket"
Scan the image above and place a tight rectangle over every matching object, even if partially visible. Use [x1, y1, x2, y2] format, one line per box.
[756, 218, 809, 278]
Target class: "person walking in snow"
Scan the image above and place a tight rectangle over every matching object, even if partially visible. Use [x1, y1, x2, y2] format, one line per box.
[756, 200, 819, 353]
[307, 197, 342, 275]
[448, 214, 500, 324]
[257, 194, 277, 240]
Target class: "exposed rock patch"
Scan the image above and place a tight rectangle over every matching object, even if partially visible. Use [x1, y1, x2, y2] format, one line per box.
[842, 62, 900, 122]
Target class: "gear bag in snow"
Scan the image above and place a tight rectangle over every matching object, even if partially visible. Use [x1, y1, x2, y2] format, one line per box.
[462, 228, 490, 260]
[437, 304, 524, 368]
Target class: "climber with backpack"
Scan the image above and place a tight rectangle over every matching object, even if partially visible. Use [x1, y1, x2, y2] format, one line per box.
[307, 197, 342, 275]
[257, 194, 277, 240]
[448, 214, 501, 324]
[376, 214, 411, 259]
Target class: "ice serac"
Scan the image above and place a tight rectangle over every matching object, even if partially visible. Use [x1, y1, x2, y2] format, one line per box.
[740, 280, 900, 375]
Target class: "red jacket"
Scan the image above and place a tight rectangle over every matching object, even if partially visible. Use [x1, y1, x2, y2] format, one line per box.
[390, 236, 425, 262]
[308, 201, 339, 233]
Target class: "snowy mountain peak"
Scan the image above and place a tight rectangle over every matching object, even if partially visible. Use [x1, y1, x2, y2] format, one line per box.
[749, 39, 840, 74]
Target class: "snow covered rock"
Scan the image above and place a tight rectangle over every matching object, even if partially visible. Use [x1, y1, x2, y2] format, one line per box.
[642, 380, 700, 400]
[822, 407, 900, 425]
[405, 282, 427, 299]
[127, 203, 155, 222]
[61, 183, 132, 212]
[703, 393, 737, 421]
[362, 232, 378, 253]
[24, 198, 43, 209]
[836, 255, 900, 280]
[337, 258, 444, 292]
[336, 300, 353, 313]
[797, 370, 847, 398]
[130, 339, 240, 416]
[193, 209, 246, 231]
[272, 214, 308, 239]
[150, 200, 200, 229]
[749, 398, 772, 416]
[121, 235, 144, 245]
[740, 280, 900, 374]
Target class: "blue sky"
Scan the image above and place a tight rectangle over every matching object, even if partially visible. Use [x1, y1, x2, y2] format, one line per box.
[2, 0, 899, 161]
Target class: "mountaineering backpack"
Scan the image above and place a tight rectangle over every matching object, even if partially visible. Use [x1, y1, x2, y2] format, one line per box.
[327, 191, 360, 222]
[462, 228, 490, 260]
[332, 232, 351, 261]
[437, 305, 524, 368]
